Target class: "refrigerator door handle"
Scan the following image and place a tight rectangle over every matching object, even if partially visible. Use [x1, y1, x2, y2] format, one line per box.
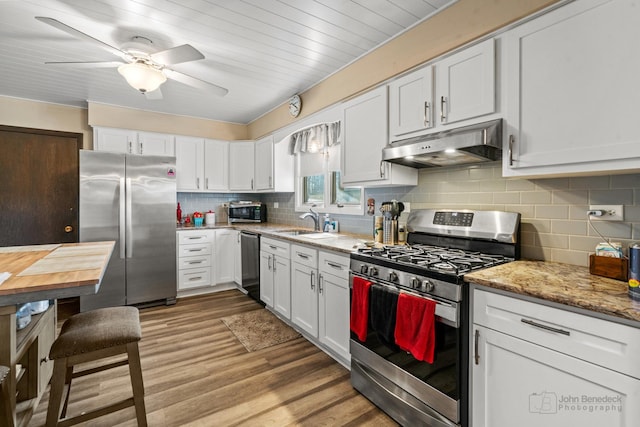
[119, 177, 126, 259]
[126, 177, 133, 258]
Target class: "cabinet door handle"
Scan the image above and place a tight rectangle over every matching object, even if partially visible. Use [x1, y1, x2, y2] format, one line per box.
[205, 177, 209, 189]
[189, 276, 202, 281]
[273, 255, 277, 272]
[379, 160, 385, 178]
[311, 270, 315, 290]
[440, 96, 446, 122]
[508, 134, 514, 166]
[268, 255, 272, 271]
[187, 248, 203, 252]
[187, 260, 203, 265]
[139, 141, 143, 155]
[196, 177, 200, 189]
[128, 141, 133, 154]
[318, 273, 323, 294]
[424, 101, 430, 127]
[474, 329, 480, 365]
[521, 318, 570, 336]
[269, 245, 278, 250]
[251, 178, 254, 190]
[187, 236, 202, 240]
[327, 261, 343, 270]
[297, 253, 310, 260]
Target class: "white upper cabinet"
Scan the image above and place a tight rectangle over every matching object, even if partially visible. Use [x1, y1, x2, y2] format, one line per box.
[388, 39, 495, 142]
[389, 66, 434, 138]
[229, 141, 255, 191]
[203, 139, 229, 191]
[342, 86, 417, 187]
[94, 127, 175, 156]
[175, 136, 229, 192]
[254, 135, 294, 192]
[503, 0, 640, 178]
[175, 136, 205, 191]
[435, 39, 495, 126]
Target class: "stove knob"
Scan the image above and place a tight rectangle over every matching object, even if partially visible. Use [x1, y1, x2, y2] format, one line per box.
[422, 280, 435, 292]
[388, 271, 398, 282]
[410, 277, 420, 288]
[360, 264, 368, 274]
[368, 266, 378, 277]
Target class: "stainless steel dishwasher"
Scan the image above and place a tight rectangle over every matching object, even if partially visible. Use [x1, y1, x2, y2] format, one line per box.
[240, 231, 261, 303]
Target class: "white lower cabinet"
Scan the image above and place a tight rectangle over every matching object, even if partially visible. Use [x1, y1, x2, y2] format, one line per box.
[214, 229, 235, 284]
[471, 288, 640, 427]
[290, 244, 350, 365]
[260, 237, 291, 318]
[233, 230, 242, 285]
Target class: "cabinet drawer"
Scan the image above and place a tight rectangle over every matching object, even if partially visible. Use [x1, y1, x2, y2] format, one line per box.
[178, 231, 213, 244]
[178, 268, 211, 290]
[261, 237, 290, 256]
[178, 255, 211, 270]
[179, 243, 211, 257]
[291, 244, 317, 267]
[473, 289, 640, 379]
[319, 250, 349, 280]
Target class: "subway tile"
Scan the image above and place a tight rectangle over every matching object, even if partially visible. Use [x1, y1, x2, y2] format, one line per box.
[535, 205, 568, 219]
[551, 249, 589, 267]
[493, 192, 520, 204]
[551, 220, 587, 236]
[569, 205, 590, 220]
[536, 233, 569, 249]
[441, 180, 480, 193]
[521, 191, 551, 204]
[589, 189, 634, 205]
[610, 174, 640, 189]
[447, 168, 471, 181]
[625, 206, 640, 222]
[521, 245, 550, 261]
[466, 193, 494, 204]
[520, 231, 536, 246]
[521, 219, 551, 234]
[552, 190, 588, 205]
[468, 166, 495, 180]
[506, 204, 535, 219]
[506, 179, 536, 191]
[534, 177, 570, 190]
[569, 236, 604, 252]
[586, 221, 632, 239]
[481, 179, 507, 192]
[568, 175, 610, 189]
[633, 224, 640, 240]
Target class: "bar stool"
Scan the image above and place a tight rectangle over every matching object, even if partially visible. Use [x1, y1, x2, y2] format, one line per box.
[45, 306, 147, 427]
[0, 365, 13, 427]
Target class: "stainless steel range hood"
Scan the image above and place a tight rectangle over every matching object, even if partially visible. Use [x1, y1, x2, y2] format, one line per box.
[382, 119, 502, 168]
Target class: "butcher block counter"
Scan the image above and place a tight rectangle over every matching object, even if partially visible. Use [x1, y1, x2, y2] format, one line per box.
[465, 260, 640, 325]
[0, 241, 114, 427]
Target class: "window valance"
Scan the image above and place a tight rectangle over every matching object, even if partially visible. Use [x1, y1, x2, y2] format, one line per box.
[288, 121, 341, 155]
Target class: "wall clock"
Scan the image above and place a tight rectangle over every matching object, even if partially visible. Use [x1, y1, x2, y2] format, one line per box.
[288, 94, 302, 117]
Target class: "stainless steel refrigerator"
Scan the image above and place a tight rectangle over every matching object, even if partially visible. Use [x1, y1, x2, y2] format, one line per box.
[79, 150, 177, 311]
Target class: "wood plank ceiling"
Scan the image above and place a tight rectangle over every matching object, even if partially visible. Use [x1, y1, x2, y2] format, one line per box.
[0, 0, 454, 124]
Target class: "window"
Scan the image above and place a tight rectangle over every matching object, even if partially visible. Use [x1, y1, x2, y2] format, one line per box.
[295, 143, 363, 215]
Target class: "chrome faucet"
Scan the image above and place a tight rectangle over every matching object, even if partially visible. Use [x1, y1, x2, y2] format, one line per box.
[299, 208, 321, 231]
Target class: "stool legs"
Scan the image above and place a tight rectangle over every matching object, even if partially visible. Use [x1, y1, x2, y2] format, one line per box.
[127, 342, 147, 427]
[0, 366, 14, 427]
[45, 359, 68, 427]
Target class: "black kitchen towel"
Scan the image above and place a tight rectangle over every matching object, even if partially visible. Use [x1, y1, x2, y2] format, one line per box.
[370, 284, 399, 348]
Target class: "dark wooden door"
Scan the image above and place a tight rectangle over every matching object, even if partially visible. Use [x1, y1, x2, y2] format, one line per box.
[0, 126, 82, 246]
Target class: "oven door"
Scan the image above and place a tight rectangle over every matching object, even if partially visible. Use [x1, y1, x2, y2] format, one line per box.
[349, 272, 464, 427]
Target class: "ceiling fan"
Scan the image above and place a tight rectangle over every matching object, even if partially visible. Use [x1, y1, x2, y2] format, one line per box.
[35, 16, 229, 100]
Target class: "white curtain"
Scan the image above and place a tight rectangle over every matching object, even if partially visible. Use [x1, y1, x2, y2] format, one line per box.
[288, 121, 341, 155]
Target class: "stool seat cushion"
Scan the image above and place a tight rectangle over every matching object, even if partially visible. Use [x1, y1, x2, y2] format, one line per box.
[50, 307, 141, 359]
[0, 365, 8, 384]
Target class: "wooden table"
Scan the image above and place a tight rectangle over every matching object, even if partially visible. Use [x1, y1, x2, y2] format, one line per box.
[0, 241, 114, 426]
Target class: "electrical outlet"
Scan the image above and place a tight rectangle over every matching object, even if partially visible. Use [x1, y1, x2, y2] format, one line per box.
[588, 205, 624, 221]
[403, 202, 411, 213]
[273, 202, 279, 208]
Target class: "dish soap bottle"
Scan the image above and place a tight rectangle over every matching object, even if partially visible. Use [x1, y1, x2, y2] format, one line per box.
[323, 213, 331, 232]
[176, 203, 182, 224]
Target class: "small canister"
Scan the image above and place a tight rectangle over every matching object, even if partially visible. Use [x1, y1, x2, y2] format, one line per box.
[629, 243, 640, 301]
[374, 216, 383, 243]
[205, 211, 216, 226]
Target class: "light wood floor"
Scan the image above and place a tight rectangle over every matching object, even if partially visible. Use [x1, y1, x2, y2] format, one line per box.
[29, 290, 398, 426]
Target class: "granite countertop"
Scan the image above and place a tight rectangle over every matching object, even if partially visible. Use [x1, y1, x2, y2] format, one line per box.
[465, 260, 640, 324]
[177, 222, 371, 254]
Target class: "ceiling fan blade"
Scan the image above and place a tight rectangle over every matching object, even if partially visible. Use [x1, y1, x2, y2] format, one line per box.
[145, 88, 163, 100]
[164, 69, 228, 97]
[35, 17, 129, 61]
[44, 61, 124, 68]
[150, 44, 204, 65]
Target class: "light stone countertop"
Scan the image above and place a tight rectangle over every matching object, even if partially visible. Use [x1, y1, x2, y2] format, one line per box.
[465, 260, 640, 324]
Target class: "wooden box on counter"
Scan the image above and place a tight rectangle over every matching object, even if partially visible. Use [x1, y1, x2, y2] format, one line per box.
[589, 254, 628, 281]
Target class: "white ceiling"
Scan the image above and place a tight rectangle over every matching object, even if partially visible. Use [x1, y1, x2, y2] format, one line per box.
[0, 0, 453, 124]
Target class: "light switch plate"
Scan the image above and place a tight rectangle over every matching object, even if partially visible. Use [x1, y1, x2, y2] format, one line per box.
[403, 202, 411, 213]
[588, 205, 624, 221]
[273, 202, 279, 208]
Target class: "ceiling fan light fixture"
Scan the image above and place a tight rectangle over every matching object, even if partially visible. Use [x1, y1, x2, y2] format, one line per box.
[118, 62, 166, 93]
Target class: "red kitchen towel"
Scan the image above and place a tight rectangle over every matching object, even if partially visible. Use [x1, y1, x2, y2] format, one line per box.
[350, 276, 372, 342]
[394, 292, 437, 363]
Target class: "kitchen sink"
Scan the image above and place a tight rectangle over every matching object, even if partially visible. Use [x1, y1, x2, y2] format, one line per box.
[275, 229, 335, 238]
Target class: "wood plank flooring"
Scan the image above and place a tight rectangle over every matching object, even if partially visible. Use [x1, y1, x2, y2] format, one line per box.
[29, 290, 398, 426]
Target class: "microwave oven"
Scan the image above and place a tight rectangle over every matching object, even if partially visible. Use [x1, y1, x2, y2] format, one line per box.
[228, 201, 267, 223]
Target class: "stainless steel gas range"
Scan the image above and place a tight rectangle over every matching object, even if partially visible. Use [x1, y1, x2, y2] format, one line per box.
[349, 209, 520, 427]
